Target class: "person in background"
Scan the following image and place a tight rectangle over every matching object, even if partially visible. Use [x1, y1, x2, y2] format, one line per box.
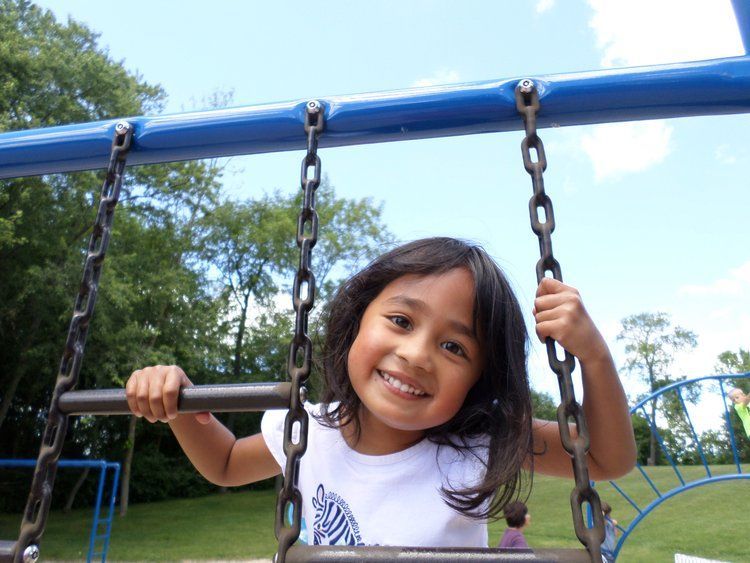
[498, 501, 530, 549]
[600, 501, 618, 562]
[728, 387, 750, 438]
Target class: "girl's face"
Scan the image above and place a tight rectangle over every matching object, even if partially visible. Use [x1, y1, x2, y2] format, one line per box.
[347, 268, 484, 439]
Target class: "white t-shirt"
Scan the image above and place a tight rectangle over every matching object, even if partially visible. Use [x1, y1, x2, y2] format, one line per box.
[261, 403, 489, 547]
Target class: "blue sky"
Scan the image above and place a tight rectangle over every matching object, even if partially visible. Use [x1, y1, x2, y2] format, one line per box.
[33, 0, 749, 412]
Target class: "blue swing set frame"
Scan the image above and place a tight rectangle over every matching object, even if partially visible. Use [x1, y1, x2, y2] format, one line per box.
[0, 3, 749, 180]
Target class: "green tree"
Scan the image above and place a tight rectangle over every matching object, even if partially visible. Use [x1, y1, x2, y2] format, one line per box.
[0, 1, 227, 515]
[716, 348, 750, 374]
[0, 0, 163, 433]
[696, 428, 734, 465]
[202, 195, 294, 385]
[617, 312, 697, 465]
[530, 389, 557, 421]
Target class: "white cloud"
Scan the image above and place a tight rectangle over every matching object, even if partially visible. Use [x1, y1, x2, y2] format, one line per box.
[587, 0, 744, 68]
[580, 121, 672, 182]
[715, 144, 737, 165]
[669, 263, 750, 379]
[412, 69, 460, 88]
[671, 311, 750, 376]
[679, 262, 750, 297]
[536, 0, 555, 14]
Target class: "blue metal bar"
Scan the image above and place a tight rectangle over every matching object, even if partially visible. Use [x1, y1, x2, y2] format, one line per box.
[733, 0, 750, 54]
[87, 462, 107, 563]
[1, 56, 750, 179]
[597, 374, 750, 559]
[719, 380, 743, 473]
[607, 480, 643, 515]
[676, 386, 711, 478]
[586, 482, 594, 528]
[0, 459, 112, 469]
[100, 462, 120, 563]
[629, 372, 750, 411]
[640, 405, 685, 487]
[612, 473, 750, 559]
[635, 462, 662, 498]
[0, 459, 118, 563]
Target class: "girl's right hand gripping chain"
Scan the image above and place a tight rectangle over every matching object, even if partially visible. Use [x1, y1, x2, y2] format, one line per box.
[125, 365, 210, 424]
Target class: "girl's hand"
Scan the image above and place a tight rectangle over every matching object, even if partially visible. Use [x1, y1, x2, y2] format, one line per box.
[533, 278, 608, 364]
[125, 365, 210, 424]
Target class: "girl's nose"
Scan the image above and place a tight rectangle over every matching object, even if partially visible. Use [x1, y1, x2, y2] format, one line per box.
[396, 334, 433, 371]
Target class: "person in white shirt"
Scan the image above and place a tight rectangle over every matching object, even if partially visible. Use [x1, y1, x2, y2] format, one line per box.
[126, 237, 636, 547]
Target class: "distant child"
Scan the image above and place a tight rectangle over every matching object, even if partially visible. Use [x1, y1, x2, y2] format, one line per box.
[728, 387, 750, 438]
[498, 501, 530, 549]
[126, 237, 636, 547]
[600, 501, 618, 562]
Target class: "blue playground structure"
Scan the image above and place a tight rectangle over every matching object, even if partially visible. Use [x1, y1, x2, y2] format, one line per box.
[0, 459, 120, 563]
[592, 372, 750, 559]
[0, 1, 748, 562]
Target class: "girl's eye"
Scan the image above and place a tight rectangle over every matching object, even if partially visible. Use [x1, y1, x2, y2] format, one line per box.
[441, 341, 466, 357]
[389, 315, 411, 330]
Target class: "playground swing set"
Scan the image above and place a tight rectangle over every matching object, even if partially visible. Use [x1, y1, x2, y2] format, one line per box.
[0, 460, 120, 563]
[0, 2, 749, 562]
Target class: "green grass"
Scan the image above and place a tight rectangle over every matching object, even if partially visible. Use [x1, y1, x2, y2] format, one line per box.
[1, 465, 747, 561]
[0, 489, 279, 561]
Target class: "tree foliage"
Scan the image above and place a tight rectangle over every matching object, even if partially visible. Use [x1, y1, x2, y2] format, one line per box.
[716, 348, 750, 375]
[617, 312, 698, 391]
[0, 1, 393, 514]
[617, 312, 697, 465]
[530, 389, 557, 421]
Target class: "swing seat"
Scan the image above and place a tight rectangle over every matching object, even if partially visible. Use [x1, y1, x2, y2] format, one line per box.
[285, 545, 591, 562]
[0, 539, 593, 562]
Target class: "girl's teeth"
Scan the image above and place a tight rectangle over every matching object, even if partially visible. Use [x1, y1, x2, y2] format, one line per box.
[380, 371, 424, 396]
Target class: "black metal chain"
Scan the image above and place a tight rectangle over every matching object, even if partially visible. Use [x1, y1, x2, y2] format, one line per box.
[13, 122, 133, 563]
[275, 101, 324, 563]
[515, 79, 604, 562]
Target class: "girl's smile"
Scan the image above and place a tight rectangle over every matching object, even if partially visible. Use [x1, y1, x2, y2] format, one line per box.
[346, 268, 483, 453]
[377, 369, 428, 398]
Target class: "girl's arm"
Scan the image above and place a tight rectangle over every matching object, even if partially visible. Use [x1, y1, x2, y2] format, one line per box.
[528, 278, 636, 481]
[126, 365, 281, 487]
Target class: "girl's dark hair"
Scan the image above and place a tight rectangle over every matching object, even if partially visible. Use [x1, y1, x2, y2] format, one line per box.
[503, 501, 529, 528]
[318, 237, 534, 520]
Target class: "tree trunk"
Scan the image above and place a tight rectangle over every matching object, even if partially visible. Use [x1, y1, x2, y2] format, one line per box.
[0, 315, 41, 431]
[63, 466, 90, 513]
[0, 363, 25, 432]
[217, 293, 250, 494]
[119, 415, 137, 516]
[648, 401, 658, 466]
[232, 292, 250, 380]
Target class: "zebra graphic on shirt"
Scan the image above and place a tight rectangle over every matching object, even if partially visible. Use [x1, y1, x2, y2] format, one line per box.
[311, 484, 364, 546]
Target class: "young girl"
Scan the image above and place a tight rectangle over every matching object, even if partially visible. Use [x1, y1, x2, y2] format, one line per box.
[126, 237, 635, 547]
[498, 501, 531, 549]
[728, 387, 750, 438]
[600, 501, 618, 562]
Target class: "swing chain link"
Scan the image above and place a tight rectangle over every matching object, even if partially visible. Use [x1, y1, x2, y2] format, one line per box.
[515, 80, 605, 562]
[275, 100, 325, 563]
[12, 122, 133, 563]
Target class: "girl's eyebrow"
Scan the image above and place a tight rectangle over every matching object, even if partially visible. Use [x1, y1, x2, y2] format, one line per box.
[383, 295, 477, 340]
